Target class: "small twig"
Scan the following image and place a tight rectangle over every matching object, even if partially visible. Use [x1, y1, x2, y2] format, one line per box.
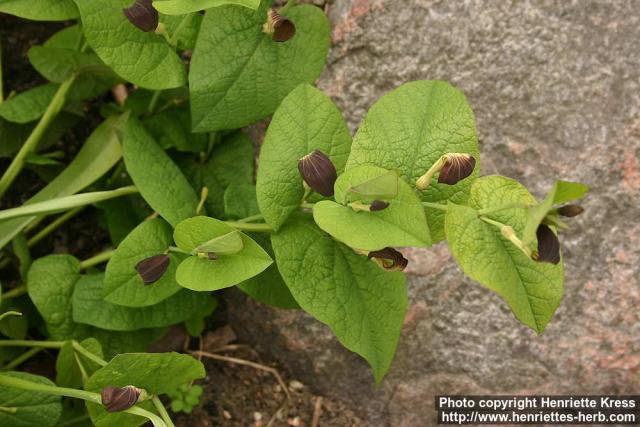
[190, 350, 291, 427]
[311, 396, 323, 427]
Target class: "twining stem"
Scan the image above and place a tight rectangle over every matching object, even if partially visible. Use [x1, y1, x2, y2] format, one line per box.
[0, 406, 17, 414]
[147, 90, 162, 115]
[0, 38, 3, 104]
[236, 213, 264, 223]
[0, 74, 76, 199]
[0, 374, 167, 427]
[0, 311, 21, 322]
[152, 396, 175, 427]
[477, 202, 529, 216]
[224, 221, 273, 232]
[196, 187, 208, 216]
[27, 207, 84, 247]
[1, 347, 42, 371]
[300, 202, 314, 210]
[0, 186, 138, 221]
[422, 201, 448, 212]
[79, 249, 115, 270]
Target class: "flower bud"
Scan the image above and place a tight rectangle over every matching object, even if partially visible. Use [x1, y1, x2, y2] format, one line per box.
[298, 150, 337, 197]
[367, 247, 408, 271]
[266, 9, 296, 42]
[101, 386, 141, 412]
[557, 204, 584, 217]
[135, 254, 170, 285]
[369, 200, 390, 211]
[438, 154, 476, 185]
[534, 224, 560, 264]
[123, 0, 158, 33]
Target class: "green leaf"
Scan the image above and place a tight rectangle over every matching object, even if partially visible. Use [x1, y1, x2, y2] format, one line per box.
[180, 132, 254, 219]
[74, 0, 186, 89]
[192, 230, 244, 255]
[73, 273, 213, 331]
[189, 3, 330, 131]
[56, 338, 104, 388]
[28, 46, 120, 100]
[122, 117, 199, 227]
[173, 216, 273, 291]
[238, 233, 299, 309]
[345, 169, 399, 201]
[0, 116, 124, 250]
[313, 165, 431, 250]
[104, 218, 182, 307]
[224, 183, 259, 219]
[0, 83, 58, 124]
[271, 215, 407, 383]
[11, 232, 31, 281]
[160, 13, 203, 51]
[143, 109, 207, 153]
[85, 352, 204, 427]
[27, 254, 82, 340]
[444, 176, 564, 333]
[154, 0, 259, 15]
[521, 180, 589, 251]
[347, 80, 480, 242]
[27, 254, 164, 356]
[44, 25, 83, 49]
[0, 0, 78, 21]
[256, 84, 351, 229]
[0, 372, 62, 427]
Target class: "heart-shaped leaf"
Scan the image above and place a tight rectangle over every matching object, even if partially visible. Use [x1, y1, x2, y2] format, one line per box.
[313, 165, 431, 250]
[173, 216, 273, 291]
[104, 218, 182, 307]
[444, 176, 564, 333]
[189, 3, 330, 131]
[74, 0, 186, 89]
[256, 84, 351, 229]
[271, 214, 407, 383]
[224, 183, 259, 219]
[347, 80, 480, 242]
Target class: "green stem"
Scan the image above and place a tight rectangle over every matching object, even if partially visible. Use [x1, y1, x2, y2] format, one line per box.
[224, 221, 273, 232]
[168, 13, 193, 47]
[27, 207, 84, 247]
[300, 202, 314, 210]
[236, 213, 264, 223]
[0, 74, 76, 199]
[1, 285, 26, 300]
[0, 406, 17, 414]
[280, 0, 297, 14]
[167, 246, 189, 255]
[422, 201, 448, 212]
[79, 249, 115, 270]
[196, 187, 208, 216]
[1, 347, 42, 371]
[147, 90, 162, 115]
[0, 340, 65, 349]
[71, 340, 107, 367]
[0, 374, 167, 427]
[0, 186, 138, 221]
[152, 396, 175, 427]
[477, 202, 529, 216]
[0, 38, 3, 104]
[0, 311, 21, 322]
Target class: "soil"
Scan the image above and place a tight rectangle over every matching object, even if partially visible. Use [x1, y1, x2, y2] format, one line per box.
[0, 11, 361, 426]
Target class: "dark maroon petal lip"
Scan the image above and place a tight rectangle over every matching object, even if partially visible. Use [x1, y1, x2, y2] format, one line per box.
[135, 254, 170, 285]
[297, 150, 337, 197]
[123, 0, 159, 33]
[534, 224, 560, 264]
[101, 386, 141, 412]
[268, 9, 296, 42]
[556, 204, 584, 217]
[367, 247, 408, 271]
[369, 200, 390, 211]
[438, 154, 476, 185]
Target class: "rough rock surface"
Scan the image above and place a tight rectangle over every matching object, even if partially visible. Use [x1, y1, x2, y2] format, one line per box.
[229, 1, 640, 425]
